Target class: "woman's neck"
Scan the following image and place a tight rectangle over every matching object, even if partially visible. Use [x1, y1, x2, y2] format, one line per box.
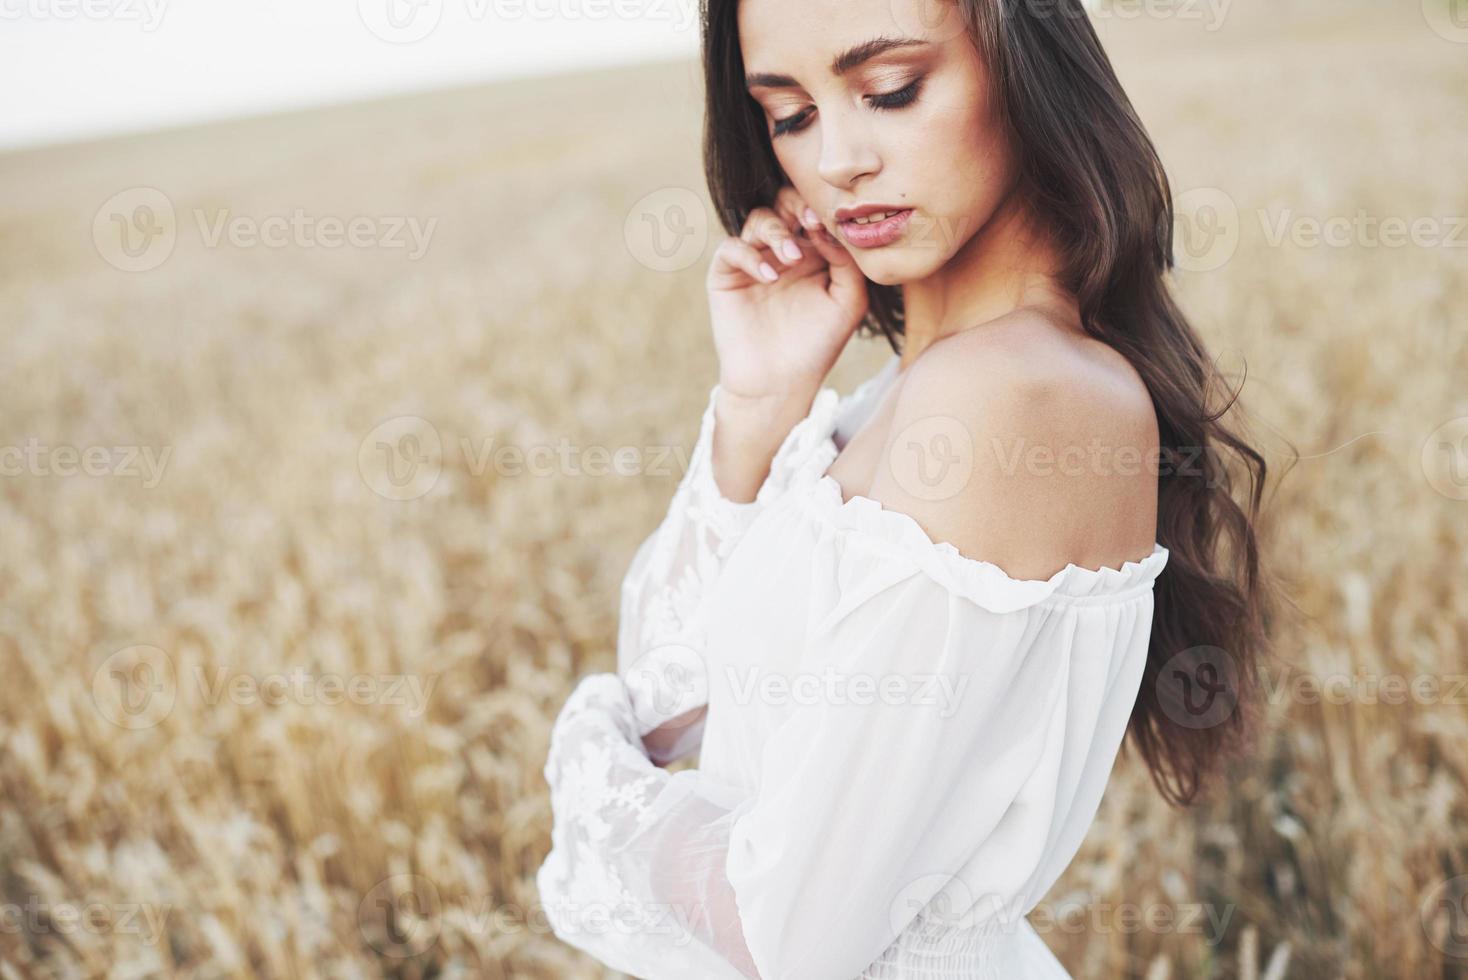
[899, 190, 1082, 368]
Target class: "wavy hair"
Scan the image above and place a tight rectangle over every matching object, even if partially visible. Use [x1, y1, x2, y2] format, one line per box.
[699, 0, 1285, 807]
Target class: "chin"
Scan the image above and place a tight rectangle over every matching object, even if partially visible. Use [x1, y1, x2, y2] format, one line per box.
[853, 251, 937, 287]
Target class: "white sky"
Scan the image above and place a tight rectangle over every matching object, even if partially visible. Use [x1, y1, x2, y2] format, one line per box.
[0, 0, 702, 149]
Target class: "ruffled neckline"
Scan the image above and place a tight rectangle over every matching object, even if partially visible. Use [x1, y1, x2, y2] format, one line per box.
[784, 366, 1170, 612]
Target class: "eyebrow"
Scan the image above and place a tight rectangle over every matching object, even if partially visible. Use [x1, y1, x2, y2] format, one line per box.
[745, 36, 929, 91]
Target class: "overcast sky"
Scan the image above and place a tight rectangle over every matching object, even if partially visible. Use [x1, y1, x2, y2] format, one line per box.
[0, 0, 701, 149]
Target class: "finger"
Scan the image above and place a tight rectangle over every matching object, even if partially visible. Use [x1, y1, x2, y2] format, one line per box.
[775, 191, 829, 249]
[804, 224, 867, 310]
[804, 221, 855, 268]
[709, 236, 780, 289]
[740, 206, 805, 266]
[774, 186, 821, 235]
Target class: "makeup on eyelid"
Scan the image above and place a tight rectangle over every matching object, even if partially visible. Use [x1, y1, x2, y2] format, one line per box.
[769, 76, 925, 137]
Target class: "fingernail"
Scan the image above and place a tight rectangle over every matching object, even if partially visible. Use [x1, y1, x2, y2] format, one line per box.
[782, 240, 802, 261]
[759, 261, 778, 281]
[803, 207, 819, 227]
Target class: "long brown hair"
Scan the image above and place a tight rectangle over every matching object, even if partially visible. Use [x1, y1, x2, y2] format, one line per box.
[699, 0, 1284, 807]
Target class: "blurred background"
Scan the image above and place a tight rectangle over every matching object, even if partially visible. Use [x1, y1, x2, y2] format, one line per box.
[1, 0, 1465, 976]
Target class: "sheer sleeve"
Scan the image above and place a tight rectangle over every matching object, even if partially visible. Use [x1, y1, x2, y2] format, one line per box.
[615, 382, 841, 764]
[539, 546, 1166, 980]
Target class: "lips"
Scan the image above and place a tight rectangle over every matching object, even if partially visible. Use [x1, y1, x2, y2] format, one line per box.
[835, 203, 909, 223]
[835, 206, 914, 249]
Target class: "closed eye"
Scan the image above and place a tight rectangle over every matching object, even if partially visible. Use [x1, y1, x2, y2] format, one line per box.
[866, 78, 923, 110]
[770, 77, 925, 138]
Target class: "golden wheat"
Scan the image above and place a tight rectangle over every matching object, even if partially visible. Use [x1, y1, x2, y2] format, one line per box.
[0, 0, 1463, 976]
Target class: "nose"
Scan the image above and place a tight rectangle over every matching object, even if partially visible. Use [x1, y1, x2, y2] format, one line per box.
[816, 109, 881, 189]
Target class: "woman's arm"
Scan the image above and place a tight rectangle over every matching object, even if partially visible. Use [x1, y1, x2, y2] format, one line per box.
[709, 386, 820, 502]
[617, 381, 843, 764]
[542, 564, 1164, 979]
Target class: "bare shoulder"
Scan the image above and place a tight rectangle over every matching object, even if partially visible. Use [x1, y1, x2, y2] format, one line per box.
[868, 313, 1160, 581]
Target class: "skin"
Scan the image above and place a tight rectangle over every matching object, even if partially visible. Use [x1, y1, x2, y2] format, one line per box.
[719, 0, 1156, 578]
[647, 0, 1160, 760]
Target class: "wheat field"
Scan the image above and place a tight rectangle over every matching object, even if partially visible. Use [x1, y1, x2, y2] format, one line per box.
[0, 0, 1465, 976]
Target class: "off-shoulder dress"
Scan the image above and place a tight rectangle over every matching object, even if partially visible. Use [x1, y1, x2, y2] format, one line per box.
[537, 352, 1170, 979]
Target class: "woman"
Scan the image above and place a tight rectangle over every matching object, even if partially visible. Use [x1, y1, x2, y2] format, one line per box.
[537, 0, 1275, 976]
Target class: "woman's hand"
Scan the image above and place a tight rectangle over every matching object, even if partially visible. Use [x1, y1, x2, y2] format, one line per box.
[706, 186, 869, 402]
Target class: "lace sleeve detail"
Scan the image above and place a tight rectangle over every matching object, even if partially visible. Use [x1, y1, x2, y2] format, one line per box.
[616, 382, 840, 763]
[539, 543, 1165, 979]
[536, 674, 759, 979]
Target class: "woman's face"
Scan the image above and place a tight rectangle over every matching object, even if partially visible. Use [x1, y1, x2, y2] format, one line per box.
[739, 0, 1017, 285]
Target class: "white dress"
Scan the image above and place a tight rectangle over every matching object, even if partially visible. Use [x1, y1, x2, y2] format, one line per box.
[537, 352, 1170, 980]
